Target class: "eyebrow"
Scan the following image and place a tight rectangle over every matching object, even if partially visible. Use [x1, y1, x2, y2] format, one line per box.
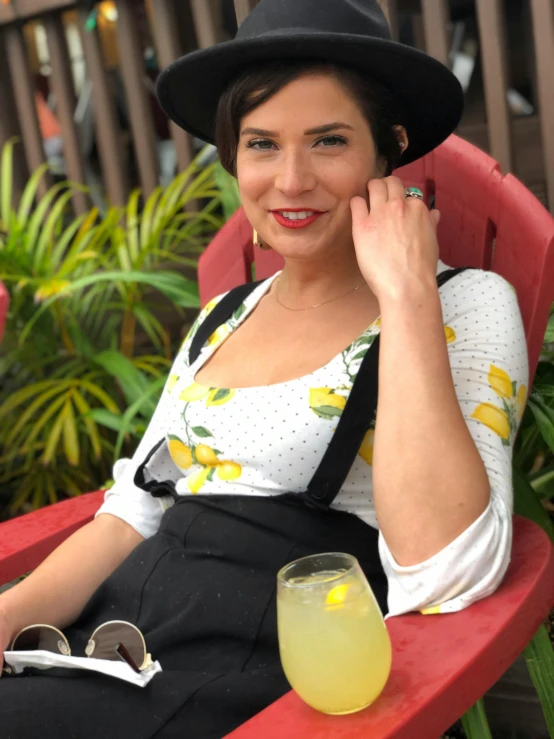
[240, 122, 355, 137]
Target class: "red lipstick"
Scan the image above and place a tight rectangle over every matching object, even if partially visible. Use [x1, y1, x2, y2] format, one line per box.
[270, 208, 324, 229]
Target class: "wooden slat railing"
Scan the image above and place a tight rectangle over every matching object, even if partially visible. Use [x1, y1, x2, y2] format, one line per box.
[0, 0, 550, 215]
[116, 0, 159, 197]
[149, 0, 193, 174]
[421, 0, 450, 67]
[43, 12, 88, 213]
[3, 22, 51, 198]
[76, 6, 128, 207]
[531, 0, 554, 214]
[475, 0, 513, 175]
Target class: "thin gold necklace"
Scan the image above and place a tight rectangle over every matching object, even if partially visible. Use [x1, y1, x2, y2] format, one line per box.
[275, 275, 366, 311]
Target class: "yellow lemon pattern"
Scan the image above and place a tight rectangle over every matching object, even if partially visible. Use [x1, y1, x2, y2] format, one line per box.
[173, 384, 242, 494]
[168, 436, 193, 469]
[166, 374, 179, 393]
[180, 382, 211, 402]
[358, 428, 375, 466]
[444, 326, 456, 344]
[471, 364, 527, 446]
[309, 388, 347, 419]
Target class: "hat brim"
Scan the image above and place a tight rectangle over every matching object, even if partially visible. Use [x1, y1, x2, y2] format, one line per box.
[156, 30, 464, 167]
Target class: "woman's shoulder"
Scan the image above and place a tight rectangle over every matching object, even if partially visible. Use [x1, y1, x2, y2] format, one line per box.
[439, 264, 519, 311]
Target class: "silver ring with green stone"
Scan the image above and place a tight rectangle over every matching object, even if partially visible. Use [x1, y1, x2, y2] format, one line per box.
[404, 186, 424, 200]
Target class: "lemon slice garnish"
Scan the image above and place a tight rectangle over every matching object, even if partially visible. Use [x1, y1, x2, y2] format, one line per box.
[325, 583, 350, 606]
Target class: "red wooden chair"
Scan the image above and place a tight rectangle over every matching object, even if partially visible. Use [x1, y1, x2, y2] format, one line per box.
[1, 135, 553, 738]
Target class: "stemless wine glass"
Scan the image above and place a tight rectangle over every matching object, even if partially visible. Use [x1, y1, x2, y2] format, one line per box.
[277, 552, 391, 715]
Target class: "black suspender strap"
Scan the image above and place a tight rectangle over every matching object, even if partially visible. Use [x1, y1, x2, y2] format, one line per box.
[301, 267, 469, 509]
[188, 281, 263, 366]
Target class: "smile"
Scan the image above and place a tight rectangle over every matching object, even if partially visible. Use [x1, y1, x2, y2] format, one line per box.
[271, 209, 324, 229]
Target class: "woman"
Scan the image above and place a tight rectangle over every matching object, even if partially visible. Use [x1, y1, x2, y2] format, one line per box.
[0, 1, 527, 736]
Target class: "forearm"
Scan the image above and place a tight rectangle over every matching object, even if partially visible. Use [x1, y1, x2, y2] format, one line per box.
[373, 279, 490, 566]
[0, 513, 143, 641]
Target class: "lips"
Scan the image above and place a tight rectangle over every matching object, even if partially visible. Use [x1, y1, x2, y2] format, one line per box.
[270, 209, 325, 229]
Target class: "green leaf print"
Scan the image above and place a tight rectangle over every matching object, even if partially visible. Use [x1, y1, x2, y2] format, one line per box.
[312, 405, 344, 420]
[351, 350, 369, 361]
[210, 388, 232, 404]
[355, 335, 375, 348]
[191, 426, 213, 438]
[232, 303, 247, 322]
[207, 467, 216, 482]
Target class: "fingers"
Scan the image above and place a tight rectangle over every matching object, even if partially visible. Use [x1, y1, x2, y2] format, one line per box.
[350, 195, 369, 225]
[430, 209, 441, 230]
[367, 176, 408, 210]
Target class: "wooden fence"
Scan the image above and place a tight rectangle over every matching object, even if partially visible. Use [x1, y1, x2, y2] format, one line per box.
[0, 0, 552, 213]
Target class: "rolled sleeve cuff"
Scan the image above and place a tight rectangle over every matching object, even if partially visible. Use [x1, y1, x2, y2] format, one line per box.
[379, 494, 512, 618]
[94, 458, 172, 540]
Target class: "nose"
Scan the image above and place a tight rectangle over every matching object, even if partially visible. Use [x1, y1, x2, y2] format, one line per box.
[274, 150, 317, 198]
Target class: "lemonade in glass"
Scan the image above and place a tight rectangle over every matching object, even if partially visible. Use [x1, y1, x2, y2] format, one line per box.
[277, 552, 391, 715]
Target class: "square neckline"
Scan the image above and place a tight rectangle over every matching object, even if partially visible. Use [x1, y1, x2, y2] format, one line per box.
[190, 272, 382, 392]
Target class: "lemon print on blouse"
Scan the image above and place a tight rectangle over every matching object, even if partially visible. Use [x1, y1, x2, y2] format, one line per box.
[179, 383, 235, 406]
[166, 374, 179, 393]
[195, 443, 219, 466]
[208, 324, 231, 347]
[168, 436, 193, 469]
[358, 428, 375, 466]
[309, 388, 347, 420]
[180, 382, 211, 402]
[471, 364, 527, 445]
[217, 461, 242, 481]
[188, 465, 214, 494]
[444, 326, 456, 344]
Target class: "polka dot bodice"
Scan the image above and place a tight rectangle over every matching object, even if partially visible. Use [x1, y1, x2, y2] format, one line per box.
[98, 261, 528, 616]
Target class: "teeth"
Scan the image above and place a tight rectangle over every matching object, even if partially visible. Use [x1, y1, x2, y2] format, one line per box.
[280, 211, 315, 220]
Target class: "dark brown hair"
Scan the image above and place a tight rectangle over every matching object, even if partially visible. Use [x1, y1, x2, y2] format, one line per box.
[215, 59, 404, 177]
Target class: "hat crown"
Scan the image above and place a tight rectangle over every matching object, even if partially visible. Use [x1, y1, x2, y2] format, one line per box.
[237, 0, 391, 42]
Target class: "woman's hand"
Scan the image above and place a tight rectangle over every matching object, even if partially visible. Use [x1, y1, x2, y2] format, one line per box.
[350, 176, 441, 302]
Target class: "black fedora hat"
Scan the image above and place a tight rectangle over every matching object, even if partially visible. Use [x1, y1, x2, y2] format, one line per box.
[157, 0, 463, 166]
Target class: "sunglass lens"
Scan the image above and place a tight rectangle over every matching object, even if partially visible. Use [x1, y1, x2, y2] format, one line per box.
[11, 626, 69, 655]
[88, 623, 145, 669]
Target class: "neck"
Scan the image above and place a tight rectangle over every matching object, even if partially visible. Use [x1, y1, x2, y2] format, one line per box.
[276, 248, 368, 306]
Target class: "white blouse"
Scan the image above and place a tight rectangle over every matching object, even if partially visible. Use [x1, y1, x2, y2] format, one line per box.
[97, 262, 528, 618]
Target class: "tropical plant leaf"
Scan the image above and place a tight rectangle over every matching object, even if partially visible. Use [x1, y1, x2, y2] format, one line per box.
[513, 464, 554, 541]
[113, 375, 166, 460]
[523, 625, 554, 736]
[460, 698, 493, 739]
[62, 397, 80, 466]
[528, 396, 554, 455]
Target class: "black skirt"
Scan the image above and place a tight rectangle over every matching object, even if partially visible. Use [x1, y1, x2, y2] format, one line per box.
[0, 494, 387, 739]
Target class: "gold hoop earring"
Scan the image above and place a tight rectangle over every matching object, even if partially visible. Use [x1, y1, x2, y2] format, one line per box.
[253, 229, 271, 251]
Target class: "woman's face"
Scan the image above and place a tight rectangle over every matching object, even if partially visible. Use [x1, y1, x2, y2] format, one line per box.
[236, 73, 382, 262]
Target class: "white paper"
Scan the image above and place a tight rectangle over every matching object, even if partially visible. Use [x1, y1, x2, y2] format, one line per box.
[3, 649, 162, 688]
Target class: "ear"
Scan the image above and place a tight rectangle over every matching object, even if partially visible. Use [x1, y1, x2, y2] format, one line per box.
[393, 125, 409, 154]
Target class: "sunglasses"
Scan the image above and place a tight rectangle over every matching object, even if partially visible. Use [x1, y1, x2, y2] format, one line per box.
[1, 620, 152, 676]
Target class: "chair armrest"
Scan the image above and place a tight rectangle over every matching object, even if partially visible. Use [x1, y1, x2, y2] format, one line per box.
[225, 516, 554, 739]
[0, 491, 105, 585]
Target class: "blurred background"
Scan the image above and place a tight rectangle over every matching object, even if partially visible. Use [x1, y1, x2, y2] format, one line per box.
[0, 0, 551, 215]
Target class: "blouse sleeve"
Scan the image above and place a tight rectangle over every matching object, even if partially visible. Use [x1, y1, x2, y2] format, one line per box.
[378, 269, 529, 617]
[95, 293, 227, 539]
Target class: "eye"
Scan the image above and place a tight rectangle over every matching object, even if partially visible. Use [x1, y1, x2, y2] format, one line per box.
[314, 135, 348, 148]
[246, 138, 276, 151]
